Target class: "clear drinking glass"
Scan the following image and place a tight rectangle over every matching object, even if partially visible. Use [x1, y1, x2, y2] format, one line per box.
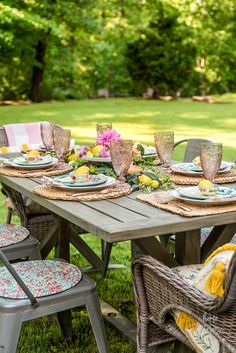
[40, 122, 54, 151]
[53, 125, 71, 162]
[96, 123, 113, 136]
[110, 140, 133, 182]
[200, 143, 222, 181]
[154, 131, 174, 168]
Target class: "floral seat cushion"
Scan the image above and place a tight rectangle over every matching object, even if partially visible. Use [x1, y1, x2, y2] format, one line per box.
[0, 260, 82, 299]
[0, 224, 29, 248]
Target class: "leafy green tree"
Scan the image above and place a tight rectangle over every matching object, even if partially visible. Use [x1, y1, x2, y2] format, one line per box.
[126, 1, 196, 96]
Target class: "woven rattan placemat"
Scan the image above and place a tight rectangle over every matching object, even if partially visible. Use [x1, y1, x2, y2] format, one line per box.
[170, 170, 236, 185]
[0, 163, 73, 178]
[137, 191, 236, 217]
[33, 182, 132, 201]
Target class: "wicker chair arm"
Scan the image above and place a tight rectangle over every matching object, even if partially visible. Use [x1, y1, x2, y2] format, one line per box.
[132, 255, 223, 313]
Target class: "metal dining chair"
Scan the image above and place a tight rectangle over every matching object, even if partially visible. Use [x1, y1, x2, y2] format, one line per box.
[0, 126, 58, 259]
[0, 223, 41, 261]
[173, 138, 211, 162]
[0, 249, 109, 353]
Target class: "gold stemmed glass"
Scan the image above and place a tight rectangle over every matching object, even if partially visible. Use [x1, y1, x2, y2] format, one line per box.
[200, 143, 222, 182]
[53, 125, 71, 163]
[154, 131, 174, 168]
[40, 122, 54, 151]
[110, 140, 133, 182]
[96, 123, 113, 136]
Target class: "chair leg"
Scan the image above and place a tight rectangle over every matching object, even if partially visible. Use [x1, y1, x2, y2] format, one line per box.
[86, 292, 109, 353]
[102, 242, 113, 278]
[57, 310, 73, 339]
[6, 208, 13, 224]
[0, 314, 22, 353]
[28, 244, 42, 260]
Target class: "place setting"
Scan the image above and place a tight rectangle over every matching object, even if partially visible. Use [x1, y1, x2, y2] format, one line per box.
[0, 124, 73, 177]
[33, 138, 133, 201]
[138, 136, 236, 216]
[170, 142, 236, 185]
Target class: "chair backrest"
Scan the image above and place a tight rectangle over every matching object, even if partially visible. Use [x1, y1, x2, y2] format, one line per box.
[174, 138, 211, 162]
[217, 251, 236, 313]
[0, 127, 9, 147]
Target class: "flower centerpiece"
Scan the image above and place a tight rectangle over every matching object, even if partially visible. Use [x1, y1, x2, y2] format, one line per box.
[84, 129, 121, 159]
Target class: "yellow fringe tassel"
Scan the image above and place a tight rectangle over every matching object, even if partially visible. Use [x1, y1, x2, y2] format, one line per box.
[204, 244, 236, 264]
[176, 312, 198, 331]
[204, 262, 225, 297]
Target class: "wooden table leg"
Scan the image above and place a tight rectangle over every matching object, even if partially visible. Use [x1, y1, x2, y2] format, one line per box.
[201, 223, 236, 261]
[133, 236, 179, 267]
[175, 230, 201, 265]
[56, 217, 70, 262]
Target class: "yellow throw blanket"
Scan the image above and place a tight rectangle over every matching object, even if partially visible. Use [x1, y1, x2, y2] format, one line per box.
[173, 244, 236, 353]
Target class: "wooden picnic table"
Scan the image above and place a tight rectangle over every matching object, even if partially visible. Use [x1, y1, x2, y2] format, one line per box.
[1, 174, 236, 346]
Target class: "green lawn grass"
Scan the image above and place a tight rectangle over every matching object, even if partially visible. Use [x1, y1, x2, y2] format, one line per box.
[0, 97, 235, 352]
[1, 97, 235, 160]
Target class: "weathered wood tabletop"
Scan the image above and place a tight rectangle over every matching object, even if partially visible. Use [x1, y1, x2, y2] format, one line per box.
[1, 174, 236, 349]
[1, 175, 236, 264]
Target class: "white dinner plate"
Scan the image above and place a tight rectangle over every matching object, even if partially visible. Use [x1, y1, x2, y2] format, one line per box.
[83, 156, 112, 163]
[52, 175, 116, 191]
[11, 155, 53, 166]
[4, 157, 58, 170]
[53, 174, 107, 188]
[171, 188, 236, 206]
[171, 162, 232, 176]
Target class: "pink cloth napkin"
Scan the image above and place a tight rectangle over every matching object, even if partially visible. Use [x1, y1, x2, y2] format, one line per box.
[4, 122, 49, 146]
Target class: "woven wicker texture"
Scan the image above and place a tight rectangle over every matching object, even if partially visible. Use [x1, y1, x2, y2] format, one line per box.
[132, 255, 236, 353]
[33, 182, 132, 201]
[170, 169, 236, 185]
[0, 163, 72, 177]
[137, 191, 236, 217]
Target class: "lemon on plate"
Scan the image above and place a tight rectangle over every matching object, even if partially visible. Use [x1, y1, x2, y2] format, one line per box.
[198, 179, 214, 188]
[74, 166, 90, 174]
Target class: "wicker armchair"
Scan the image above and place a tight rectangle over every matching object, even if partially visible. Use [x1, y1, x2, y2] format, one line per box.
[132, 255, 236, 353]
[0, 126, 57, 258]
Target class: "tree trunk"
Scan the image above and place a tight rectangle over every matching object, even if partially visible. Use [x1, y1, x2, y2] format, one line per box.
[30, 39, 47, 102]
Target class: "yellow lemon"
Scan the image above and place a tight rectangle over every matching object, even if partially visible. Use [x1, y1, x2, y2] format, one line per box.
[0, 146, 9, 153]
[68, 154, 78, 161]
[198, 179, 214, 188]
[27, 150, 40, 157]
[138, 174, 152, 186]
[21, 144, 29, 151]
[150, 180, 159, 189]
[74, 166, 90, 174]
[86, 151, 93, 157]
[93, 144, 104, 153]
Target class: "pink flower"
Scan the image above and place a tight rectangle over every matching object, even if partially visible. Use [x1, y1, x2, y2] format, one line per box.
[79, 145, 88, 157]
[100, 148, 110, 158]
[96, 129, 121, 148]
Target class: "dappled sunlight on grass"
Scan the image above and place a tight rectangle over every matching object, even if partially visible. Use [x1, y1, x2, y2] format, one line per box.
[0, 98, 235, 160]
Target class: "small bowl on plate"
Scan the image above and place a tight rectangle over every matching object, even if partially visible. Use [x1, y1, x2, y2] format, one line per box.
[198, 183, 219, 196]
[192, 156, 202, 168]
[23, 154, 41, 162]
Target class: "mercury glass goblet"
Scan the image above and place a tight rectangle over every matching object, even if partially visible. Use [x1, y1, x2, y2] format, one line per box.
[96, 123, 113, 136]
[40, 122, 54, 151]
[154, 131, 174, 168]
[200, 143, 222, 182]
[110, 140, 133, 182]
[53, 126, 71, 163]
